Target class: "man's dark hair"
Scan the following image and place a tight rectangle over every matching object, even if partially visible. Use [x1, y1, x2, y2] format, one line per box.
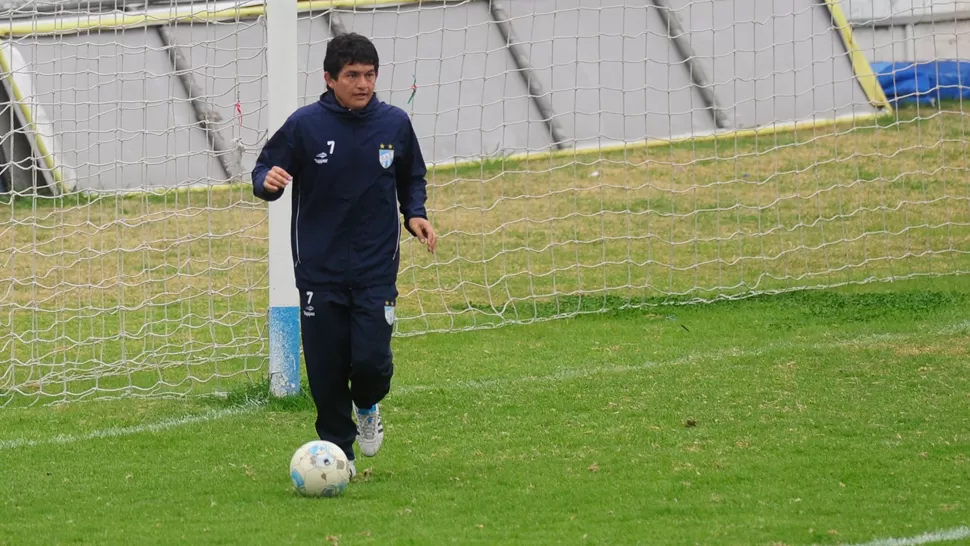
[324, 33, 380, 80]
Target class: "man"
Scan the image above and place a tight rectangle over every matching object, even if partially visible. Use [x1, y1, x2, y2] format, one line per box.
[251, 32, 436, 479]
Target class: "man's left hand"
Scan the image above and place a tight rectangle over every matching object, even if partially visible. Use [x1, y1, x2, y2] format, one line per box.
[408, 217, 437, 253]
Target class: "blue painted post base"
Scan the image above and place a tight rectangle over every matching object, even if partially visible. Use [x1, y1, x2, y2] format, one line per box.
[269, 306, 302, 397]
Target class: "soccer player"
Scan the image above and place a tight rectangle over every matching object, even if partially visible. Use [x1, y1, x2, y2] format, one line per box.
[251, 32, 437, 479]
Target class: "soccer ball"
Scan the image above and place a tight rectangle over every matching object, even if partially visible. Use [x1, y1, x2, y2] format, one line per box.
[289, 440, 351, 497]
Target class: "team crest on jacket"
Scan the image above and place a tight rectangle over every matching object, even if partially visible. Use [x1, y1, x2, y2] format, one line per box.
[384, 301, 395, 325]
[379, 144, 394, 169]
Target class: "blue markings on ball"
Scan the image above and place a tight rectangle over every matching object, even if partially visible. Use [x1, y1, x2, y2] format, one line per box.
[290, 469, 305, 490]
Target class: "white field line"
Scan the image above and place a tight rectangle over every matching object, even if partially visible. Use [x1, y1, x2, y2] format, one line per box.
[833, 526, 970, 546]
[0, 403, 261, 450]
[2, 321, 966, 451]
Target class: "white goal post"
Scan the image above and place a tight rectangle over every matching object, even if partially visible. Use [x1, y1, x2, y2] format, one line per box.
[2, 0, 968, 406]
[265, 0, 300, 398]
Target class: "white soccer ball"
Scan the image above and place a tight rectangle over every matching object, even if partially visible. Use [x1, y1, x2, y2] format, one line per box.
[289, 440, 351, 497]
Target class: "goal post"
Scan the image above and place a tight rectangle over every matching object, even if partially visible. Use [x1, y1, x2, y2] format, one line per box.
[266, 0, 301, 397]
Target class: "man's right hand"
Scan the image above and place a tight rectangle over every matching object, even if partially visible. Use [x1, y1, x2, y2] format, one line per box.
[263, 166, 292, 193]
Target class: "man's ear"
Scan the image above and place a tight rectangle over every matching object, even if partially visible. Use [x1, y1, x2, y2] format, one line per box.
[324, 72, 334, 89]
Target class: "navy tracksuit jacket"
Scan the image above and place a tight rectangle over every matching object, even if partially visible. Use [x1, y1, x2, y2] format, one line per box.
[252, 91, 428, 459]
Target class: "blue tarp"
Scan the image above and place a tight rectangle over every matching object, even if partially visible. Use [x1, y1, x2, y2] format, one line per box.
[872, 60, 970, 105]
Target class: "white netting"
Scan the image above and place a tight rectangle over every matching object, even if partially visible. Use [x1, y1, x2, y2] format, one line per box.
[0, 1, 270, 406]
[2, 0, 969, 406]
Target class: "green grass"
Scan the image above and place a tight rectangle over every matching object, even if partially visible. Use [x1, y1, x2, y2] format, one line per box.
[1, 275, 968, 544]
[1, 103, 970, 542]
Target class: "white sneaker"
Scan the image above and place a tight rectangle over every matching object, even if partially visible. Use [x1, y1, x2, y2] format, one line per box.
[355, 403, 384, 457]
[348, 460, 356, 481]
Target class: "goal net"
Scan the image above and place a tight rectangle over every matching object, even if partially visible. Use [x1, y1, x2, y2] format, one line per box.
[2, 0, 968, 406]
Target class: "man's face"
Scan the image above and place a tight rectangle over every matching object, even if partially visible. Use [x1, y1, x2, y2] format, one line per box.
[326, 63, 377, 110]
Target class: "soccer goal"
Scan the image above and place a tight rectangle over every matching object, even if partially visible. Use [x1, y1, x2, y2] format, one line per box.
[2, 0, 968, 406]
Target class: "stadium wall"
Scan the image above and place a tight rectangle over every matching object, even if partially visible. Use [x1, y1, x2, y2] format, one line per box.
[0, 0, 889, 193]
[848, 0, 970, 61]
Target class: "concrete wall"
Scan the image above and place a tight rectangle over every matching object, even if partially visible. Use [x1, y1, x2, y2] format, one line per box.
[666, 0, 874, 130]
[852, 22, 970, 62]
[845, 0, 970, 22]
[0, 0, 881, 192]
[11, 29, 225, 190]
[847, 0, 970, 62]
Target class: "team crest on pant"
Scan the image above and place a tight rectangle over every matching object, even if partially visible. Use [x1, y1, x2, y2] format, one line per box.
[384, 301, 395, 325]
[379, 144, 394, 169]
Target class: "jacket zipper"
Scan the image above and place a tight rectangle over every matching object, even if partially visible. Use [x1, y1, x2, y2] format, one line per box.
[347, 123, 357, 284]
[393, 184, 401, 260]
[295, 182, 302, 265]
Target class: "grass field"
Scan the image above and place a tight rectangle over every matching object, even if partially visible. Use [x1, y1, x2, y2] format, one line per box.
[1, 275, 968, 544]
[1, 104, 970, 543]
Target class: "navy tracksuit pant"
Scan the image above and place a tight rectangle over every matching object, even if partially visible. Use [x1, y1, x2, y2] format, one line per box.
[298, 284, 396, 461]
